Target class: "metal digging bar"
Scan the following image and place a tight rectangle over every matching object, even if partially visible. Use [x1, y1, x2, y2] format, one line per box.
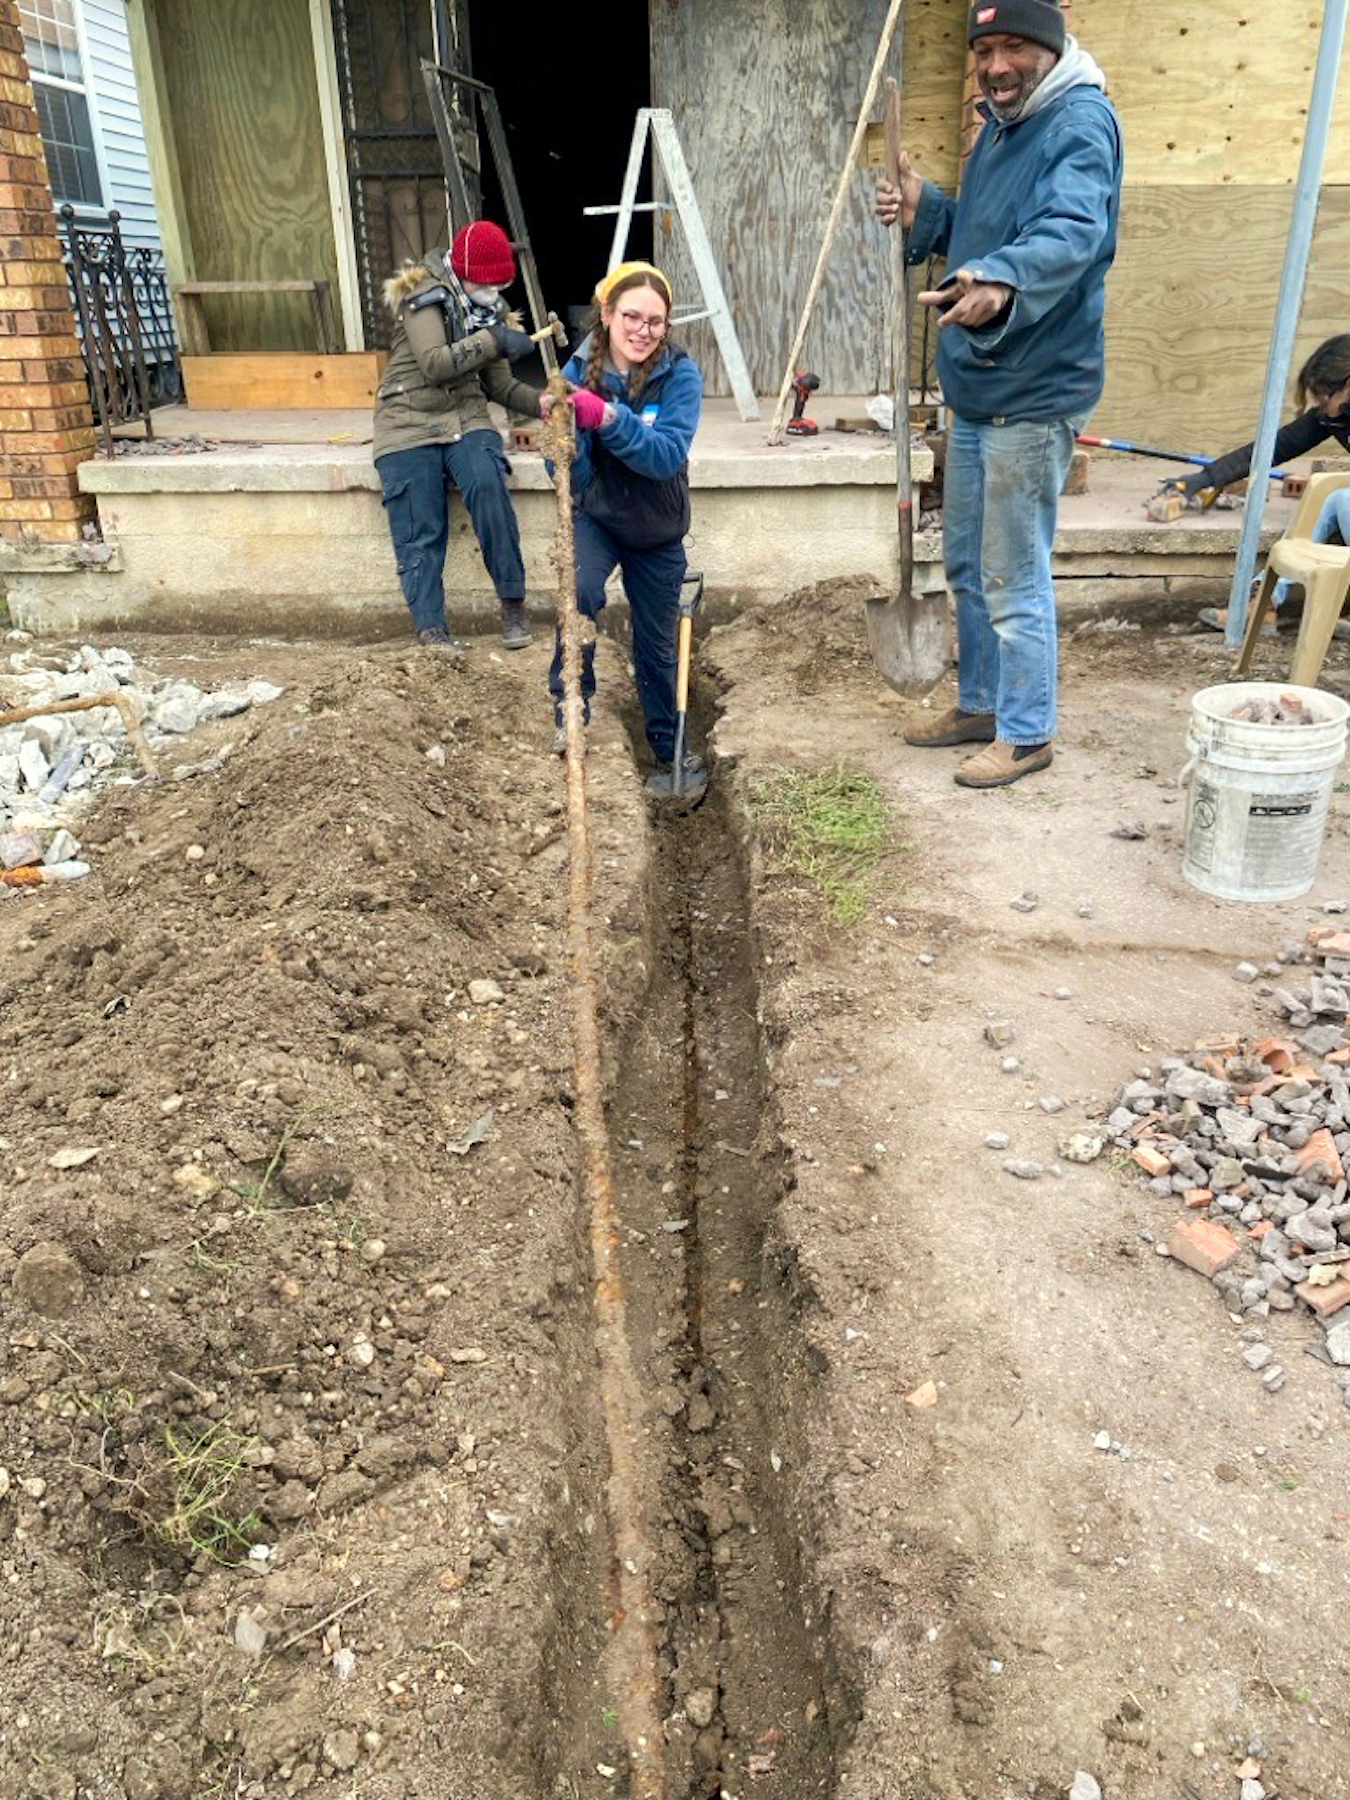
[540, 381, 668, 1799]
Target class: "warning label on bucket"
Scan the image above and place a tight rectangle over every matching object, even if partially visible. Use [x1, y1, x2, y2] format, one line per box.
[1250, 798, 1315, 818]
[1243, 788, 1324, 868]
[1187, 779, 1220, 872]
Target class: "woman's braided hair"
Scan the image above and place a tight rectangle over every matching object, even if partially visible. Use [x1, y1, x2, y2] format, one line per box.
[580, 271, 673, 407]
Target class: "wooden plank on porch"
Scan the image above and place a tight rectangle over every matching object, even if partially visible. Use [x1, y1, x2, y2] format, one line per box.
[181, 352, 386, 410]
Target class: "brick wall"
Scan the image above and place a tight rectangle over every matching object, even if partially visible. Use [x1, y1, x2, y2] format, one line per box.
[0, 0, 96, 544]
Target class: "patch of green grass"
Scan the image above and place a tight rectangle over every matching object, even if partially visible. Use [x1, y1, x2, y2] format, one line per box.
[751, 759, 897, 924]
[155, 1419, 262, 1564]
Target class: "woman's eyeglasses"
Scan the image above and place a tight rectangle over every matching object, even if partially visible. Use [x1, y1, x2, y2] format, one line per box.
[615, 309, 667, 338]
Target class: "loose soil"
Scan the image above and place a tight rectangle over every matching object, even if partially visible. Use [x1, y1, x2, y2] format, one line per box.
[0, 595, 1347, 1800]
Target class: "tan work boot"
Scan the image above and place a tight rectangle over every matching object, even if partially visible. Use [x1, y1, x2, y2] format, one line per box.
[903, 706, 996, 748]
[954, 739, 1053, 789]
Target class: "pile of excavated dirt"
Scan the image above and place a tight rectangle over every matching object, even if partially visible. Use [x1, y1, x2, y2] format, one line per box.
[0, 638, 655, 1799]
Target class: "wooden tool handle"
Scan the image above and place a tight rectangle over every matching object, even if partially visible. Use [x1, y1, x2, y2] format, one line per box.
[882, 75, 914, 597]
[675, 615, 693, 713]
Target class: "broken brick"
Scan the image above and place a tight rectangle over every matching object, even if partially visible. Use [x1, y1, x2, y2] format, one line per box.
[1329, 1048, 1350, 1067]
[1252, 1036, 1300, 1073]
[1296, 1128, 1344, 1184]
[1183, 1188, 1214, 1209]
[1294, 1276, 1350, 1319]
[1248, 1220, 1274, 1241]
[1309, 928, 1350, 955]
[1167, 1218, 1240, 1279]
[1132, 1144, 1172, 1177]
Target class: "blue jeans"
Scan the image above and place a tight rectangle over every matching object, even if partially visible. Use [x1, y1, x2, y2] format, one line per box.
[548, 512, 687, 761]
[376, 432, 525, 632]
[1273, 488, 1350, 605]
[944, 411, 1084, 745]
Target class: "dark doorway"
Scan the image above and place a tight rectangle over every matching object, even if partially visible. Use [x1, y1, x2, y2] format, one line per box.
[467, 4, 652, 351]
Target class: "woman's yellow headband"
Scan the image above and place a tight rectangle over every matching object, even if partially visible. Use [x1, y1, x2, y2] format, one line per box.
[595, 260, 672, 307]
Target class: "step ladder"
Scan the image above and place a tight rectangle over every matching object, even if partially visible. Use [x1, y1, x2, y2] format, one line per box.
[585, 108, 760, 423]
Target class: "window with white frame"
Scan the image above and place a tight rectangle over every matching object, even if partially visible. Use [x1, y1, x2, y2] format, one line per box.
[20, 0, 103, 208]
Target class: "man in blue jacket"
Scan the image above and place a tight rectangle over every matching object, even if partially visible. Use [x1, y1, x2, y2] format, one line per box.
[878, 0, 1123, 788]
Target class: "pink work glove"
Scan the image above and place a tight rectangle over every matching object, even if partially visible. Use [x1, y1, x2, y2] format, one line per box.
[568, 387, 608, 432]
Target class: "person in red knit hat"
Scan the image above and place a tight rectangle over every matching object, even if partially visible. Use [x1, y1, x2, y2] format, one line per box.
[373, 220, 541, 653]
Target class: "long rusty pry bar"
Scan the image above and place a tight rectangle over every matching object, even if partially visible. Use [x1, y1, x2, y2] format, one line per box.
[0, 689, 157, 780]
[540, 376, 667, 1800]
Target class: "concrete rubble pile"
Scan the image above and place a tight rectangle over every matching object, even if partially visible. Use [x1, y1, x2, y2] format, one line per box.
[0, 639, 281, 891]
[1109, 926, 1350, 1411]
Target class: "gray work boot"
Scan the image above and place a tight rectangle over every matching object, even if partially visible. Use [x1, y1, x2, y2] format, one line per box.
[417, 624, 466, 658]
[500, 599, 532, 650]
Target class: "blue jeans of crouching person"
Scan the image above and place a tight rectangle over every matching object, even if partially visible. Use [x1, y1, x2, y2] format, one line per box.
[548, 512, 687, 763]
[377, 432, 526, 633]
[943, 412, 1086, 746]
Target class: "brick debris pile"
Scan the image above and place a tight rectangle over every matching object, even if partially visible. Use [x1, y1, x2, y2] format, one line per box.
[1109, 926, 1350, 1406]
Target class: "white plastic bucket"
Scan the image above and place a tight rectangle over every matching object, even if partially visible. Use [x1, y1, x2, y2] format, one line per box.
[1181, 682, 1349, 902]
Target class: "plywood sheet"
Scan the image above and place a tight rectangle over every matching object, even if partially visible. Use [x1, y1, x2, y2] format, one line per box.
[903, 0, 969, 191]
[182, 353, 385, 410]
[650, 0, 906, 398]
[1074, 0, 1350, 185]
[1097, 185, 1350, 449]
[152, 0, 340, 351]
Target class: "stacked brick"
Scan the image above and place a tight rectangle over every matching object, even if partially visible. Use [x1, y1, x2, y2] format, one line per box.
[0, 0, 95, 544]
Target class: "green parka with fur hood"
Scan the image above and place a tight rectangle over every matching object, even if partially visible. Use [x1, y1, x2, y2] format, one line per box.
[372, 254, 540, 462]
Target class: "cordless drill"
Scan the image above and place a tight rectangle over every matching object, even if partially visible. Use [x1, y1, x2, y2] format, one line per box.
[786, 370, 820, 437]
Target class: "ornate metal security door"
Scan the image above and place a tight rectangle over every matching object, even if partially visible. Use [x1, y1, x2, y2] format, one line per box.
[328, 0, 474, 349]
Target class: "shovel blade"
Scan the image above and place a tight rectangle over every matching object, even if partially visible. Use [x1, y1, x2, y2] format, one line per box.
[865, 593, 947, 696]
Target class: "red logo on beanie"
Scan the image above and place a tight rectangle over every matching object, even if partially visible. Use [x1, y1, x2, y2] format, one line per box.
[976, 6, 997, 18]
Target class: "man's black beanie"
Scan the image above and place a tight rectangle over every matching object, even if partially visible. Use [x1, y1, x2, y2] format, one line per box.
[968, 0, 1066, 53]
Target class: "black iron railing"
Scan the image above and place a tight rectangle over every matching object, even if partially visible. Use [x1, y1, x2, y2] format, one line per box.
[60, 206, 183, 455]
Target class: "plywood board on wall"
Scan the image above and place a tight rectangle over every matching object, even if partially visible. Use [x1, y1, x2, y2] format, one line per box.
[1097, 185, 1350, 449]
[181, 353, 385, 410]
[904, 0, 970, 191]
[650, 0, 911, 399]
[1073, 1, 1350, 185]
[152, 0, 340, 351]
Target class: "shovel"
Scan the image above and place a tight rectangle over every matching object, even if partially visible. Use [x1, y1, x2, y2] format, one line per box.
[864, 72, 947, 696]
[671, 571, 705, 798]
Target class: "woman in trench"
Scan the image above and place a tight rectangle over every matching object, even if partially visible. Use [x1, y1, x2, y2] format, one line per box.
[547, 261, 706, 800]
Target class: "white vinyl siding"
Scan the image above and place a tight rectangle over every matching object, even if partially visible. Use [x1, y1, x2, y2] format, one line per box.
[75, 0, 162, 250]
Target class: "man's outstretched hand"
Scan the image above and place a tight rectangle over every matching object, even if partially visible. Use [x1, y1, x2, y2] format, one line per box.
[916, 267, 1012, 330]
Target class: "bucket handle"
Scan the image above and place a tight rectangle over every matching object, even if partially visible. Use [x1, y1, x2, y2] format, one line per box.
[1178, 755, 1197, 791]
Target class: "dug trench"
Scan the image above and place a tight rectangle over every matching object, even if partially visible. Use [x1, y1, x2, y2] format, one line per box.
[0, 636, 868, 1800]
[565, 733, 857, 1800]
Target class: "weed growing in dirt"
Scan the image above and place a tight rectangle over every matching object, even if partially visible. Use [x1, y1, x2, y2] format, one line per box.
[154, 1419, 262, 1563]
[230, 1104, 334, 1209]
[751, 759, 896, 923]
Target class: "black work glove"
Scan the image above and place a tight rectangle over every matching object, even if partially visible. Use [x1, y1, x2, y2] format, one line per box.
[1161, 469, 1211, 502]
[488, 323, 535, 363]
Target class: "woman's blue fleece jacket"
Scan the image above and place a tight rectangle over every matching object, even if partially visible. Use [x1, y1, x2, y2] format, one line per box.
[907, 46, 1123, 425]
[563, 336, 703, 497]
